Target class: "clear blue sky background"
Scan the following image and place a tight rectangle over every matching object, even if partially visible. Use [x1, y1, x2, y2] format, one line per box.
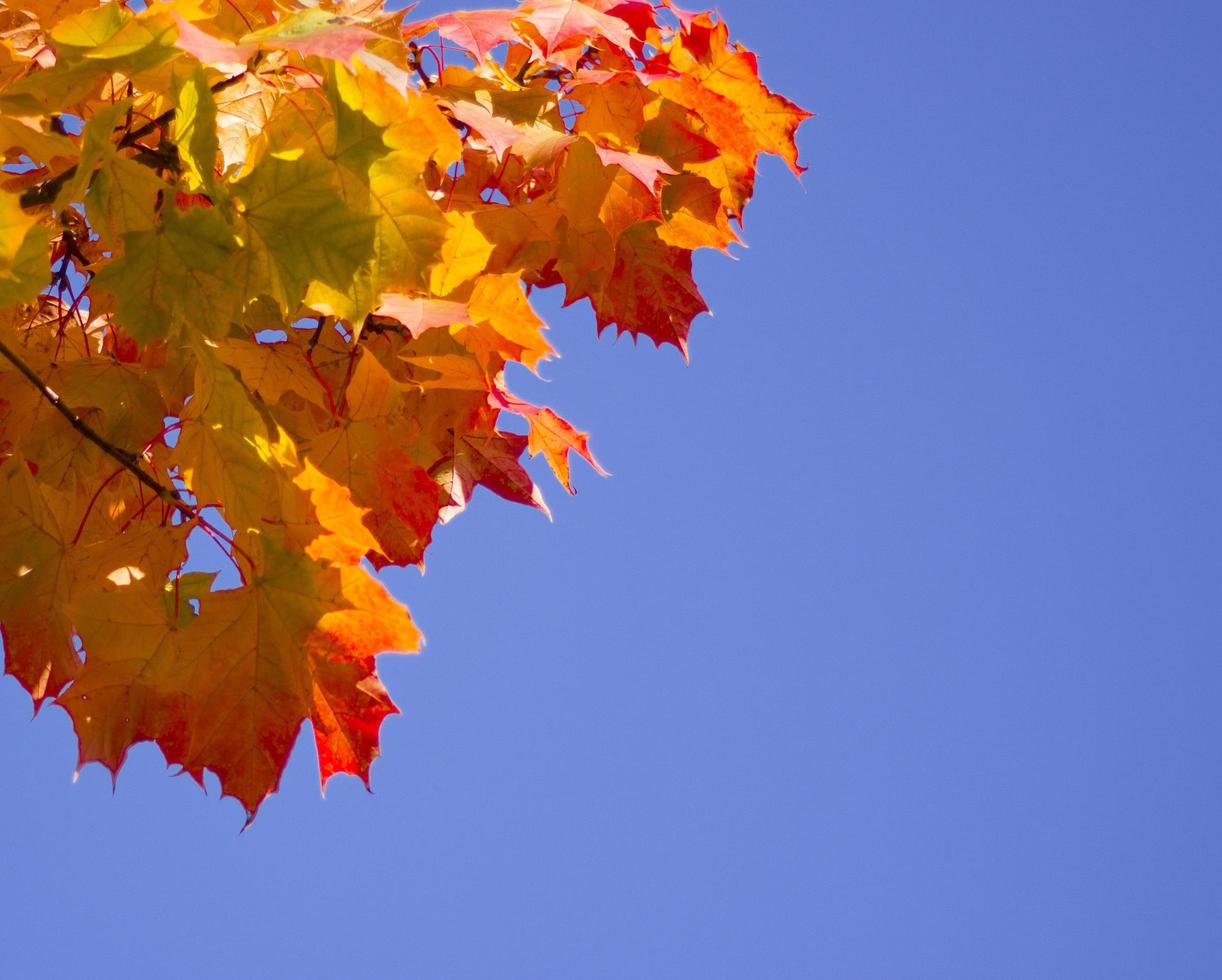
[3, 0, 1222, 976]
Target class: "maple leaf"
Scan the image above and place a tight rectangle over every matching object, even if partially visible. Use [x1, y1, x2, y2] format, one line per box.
[589, 222, 709, 356]
[0, 461, 84, 705]
[664, 14, 810, 176]
[410, 9, 519, 64]
[245, 9, 380, 65]
[0, 0, 808, 822]
[492, 385, 608, 493]
[0, 192, 49, 306]
[235, 154, 378, 313]
[92, 205, 240, 343]
[515, 0, 637, 63]
[171, 14, 256, 75]
[435, 430, 552, 521]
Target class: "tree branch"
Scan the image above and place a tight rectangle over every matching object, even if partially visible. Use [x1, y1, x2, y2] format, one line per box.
[19, 165, 77, 210]
[117, 68, 254, 150]
[19, 69, 254, 209]
[0, 334, 187, 511]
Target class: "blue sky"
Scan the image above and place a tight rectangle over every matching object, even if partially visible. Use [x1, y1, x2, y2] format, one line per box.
[4, 0, 1222, 976]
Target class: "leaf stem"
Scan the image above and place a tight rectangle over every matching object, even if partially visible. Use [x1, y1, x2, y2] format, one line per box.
[71, 465, 126, 545]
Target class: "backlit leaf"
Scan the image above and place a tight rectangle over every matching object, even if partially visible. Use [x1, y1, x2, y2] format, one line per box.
[0, 0, 807, 822]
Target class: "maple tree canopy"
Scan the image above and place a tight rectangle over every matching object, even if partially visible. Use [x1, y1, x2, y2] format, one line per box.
[0, 0, 808, 823]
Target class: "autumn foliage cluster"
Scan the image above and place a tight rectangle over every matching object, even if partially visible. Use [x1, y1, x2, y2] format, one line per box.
[0, 0, 807, 821]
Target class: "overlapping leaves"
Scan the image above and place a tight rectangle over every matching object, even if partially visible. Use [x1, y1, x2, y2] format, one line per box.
[0, 0, 806, 822]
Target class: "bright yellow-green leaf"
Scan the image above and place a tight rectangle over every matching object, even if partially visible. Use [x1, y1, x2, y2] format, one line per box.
[49, 2, 132, 51]
[61, 99, 128, 205]
[174, 65, 221, 194]
[325, 63, 391, 177]
[236, 153, 377, 313]
[85, 156, 171, 250]
[92, 206, 240, 343]
[0, 221, 51, 307]
[53, 5, 179, 73]
[307, 148, 447, 324]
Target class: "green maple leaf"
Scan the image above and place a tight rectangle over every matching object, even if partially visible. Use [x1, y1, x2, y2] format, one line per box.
[235, 154, 377, 313]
